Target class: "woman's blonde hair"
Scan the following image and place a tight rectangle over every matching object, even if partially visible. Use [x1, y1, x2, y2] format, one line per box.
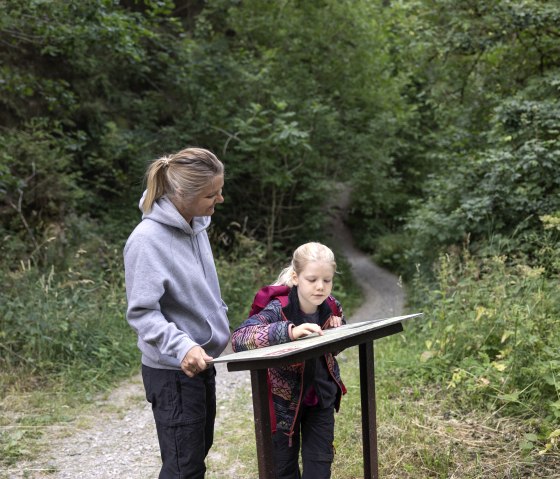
[142, 147, 224, 212]
[274, 242, 337, 287]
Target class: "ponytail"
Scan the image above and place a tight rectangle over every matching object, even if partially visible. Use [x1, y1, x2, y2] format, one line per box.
[273, 265, 296, 287]
[142, 157, 172, 212]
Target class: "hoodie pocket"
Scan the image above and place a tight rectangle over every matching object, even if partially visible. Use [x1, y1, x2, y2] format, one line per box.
[199, 305, 229, 350]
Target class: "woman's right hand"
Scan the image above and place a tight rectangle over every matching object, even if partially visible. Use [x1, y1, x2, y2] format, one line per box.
[291, 323, 324, 340]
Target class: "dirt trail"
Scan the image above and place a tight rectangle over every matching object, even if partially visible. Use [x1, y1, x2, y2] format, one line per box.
[7, 184, 404, 479]
[326, 183, 404, 322]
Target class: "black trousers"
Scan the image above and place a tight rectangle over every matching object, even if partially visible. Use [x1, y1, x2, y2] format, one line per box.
[142, 364, 216, 479]
[272, 405, 335, 479]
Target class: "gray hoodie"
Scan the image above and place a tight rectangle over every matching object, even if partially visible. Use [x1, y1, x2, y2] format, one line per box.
[124, 193, 229, 370]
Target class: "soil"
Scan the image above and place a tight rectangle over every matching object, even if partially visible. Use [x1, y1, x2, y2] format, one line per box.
[7, 184, 406, 479]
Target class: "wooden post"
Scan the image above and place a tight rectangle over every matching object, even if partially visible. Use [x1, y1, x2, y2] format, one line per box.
[360, 341, 379, 479]
[251, 369, 275, 478]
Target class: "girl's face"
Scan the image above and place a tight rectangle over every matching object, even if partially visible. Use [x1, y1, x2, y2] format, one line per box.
[292, 260, 334, 314]
[173, 175, 224, 223]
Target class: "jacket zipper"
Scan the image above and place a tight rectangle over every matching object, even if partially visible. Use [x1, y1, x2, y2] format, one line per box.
[286, 362, 305, 447]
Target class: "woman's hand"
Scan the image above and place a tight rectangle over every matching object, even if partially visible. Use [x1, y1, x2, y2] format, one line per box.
[181, 345, 213, 377]
[324, 315, 342, 329]
[291, 323, 323, 340]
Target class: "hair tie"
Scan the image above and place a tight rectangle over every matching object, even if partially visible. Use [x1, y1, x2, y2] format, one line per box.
[161, 156, 171, 167]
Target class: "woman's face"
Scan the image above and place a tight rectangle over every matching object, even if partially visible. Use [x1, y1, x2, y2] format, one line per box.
[173, 174, 224, 223]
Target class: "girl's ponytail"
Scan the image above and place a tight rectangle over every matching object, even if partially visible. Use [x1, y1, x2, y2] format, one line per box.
[273, 265, 296, 287]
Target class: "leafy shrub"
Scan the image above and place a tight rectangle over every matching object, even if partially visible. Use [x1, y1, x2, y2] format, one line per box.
[410, 244, 560, 429]
[370, 232, 414, 273]
[215, 232, 273, 331]
[405, 79, 560, 270]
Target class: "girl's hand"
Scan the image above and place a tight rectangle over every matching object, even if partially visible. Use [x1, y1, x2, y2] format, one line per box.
[292, 323, 323, 340]
[324, 315, 343, 329]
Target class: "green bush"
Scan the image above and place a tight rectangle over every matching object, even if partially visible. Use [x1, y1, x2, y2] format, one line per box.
[215, 233, 273, 331]
[370, 232, 414, 273]
[409, 244, 560, 430]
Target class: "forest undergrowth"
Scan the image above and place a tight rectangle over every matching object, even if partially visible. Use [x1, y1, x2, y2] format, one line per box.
[1, 233, 558, 477]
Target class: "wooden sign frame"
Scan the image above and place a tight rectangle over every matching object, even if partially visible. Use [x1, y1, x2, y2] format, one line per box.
[213, 313, 422, 479]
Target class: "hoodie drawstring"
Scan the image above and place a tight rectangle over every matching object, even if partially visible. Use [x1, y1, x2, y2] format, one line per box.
[194, 235, 207, 277]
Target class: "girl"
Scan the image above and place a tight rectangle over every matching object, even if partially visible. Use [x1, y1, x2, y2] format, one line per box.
[232, 242, 347, 479]
[124, 147, 229, 479]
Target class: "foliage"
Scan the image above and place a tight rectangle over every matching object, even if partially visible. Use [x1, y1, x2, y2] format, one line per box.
[210, 0, 403, 253]
[0, 0, 171, 264]
[409, 243, 560, 431]
[0, 243, 135, 384]
[1, 0, 398, 267]
[215, 231, 273, 330]
[406, 73, 560, 269]
[348, 0, 560, 275]
[226, 101, 317, 254]
[0, 121, 85, 268]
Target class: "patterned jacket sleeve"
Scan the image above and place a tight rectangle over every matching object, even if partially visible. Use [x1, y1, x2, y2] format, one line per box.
[334, 297, 346, 326]
[231, 300, 292, 352]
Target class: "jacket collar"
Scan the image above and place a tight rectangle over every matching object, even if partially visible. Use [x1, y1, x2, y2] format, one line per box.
[283, 286, 332, 326]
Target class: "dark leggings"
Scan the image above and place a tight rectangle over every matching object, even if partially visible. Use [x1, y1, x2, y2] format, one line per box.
[272, 405, 335, 479]
[142, 364, 216, 479]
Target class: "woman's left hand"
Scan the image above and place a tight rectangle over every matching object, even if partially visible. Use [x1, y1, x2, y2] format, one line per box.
[325, 315, 342, 329]
[181, 346, 213, 377]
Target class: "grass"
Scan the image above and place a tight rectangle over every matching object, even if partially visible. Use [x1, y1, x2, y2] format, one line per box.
[0, 243, 138, 469]
[335, 343, 547, 479]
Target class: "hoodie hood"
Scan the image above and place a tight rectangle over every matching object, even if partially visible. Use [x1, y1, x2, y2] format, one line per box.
[139, 190, 211, 236]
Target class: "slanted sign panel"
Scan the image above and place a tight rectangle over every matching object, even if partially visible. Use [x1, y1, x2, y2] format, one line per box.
[212, 313, 422, 364]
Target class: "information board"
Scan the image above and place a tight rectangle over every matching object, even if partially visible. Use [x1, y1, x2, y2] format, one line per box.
[212, 313, 422, 364]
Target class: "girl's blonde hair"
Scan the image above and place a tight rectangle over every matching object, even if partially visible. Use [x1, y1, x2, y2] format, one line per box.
[274, 242, 337, 287]
[142, 147, 224, 213]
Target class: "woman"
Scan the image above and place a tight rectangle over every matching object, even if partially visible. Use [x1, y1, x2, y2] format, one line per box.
[124, 147, 229, 479]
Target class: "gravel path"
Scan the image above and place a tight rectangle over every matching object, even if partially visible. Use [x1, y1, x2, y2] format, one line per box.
[7, 184, 404, 479]
[8, 359, 253, 479]
[326, 183, 404, 322]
